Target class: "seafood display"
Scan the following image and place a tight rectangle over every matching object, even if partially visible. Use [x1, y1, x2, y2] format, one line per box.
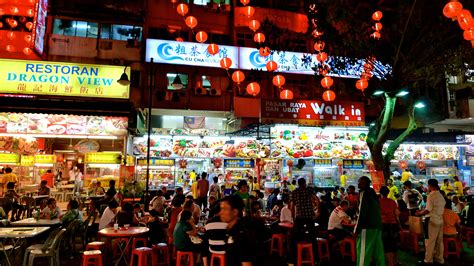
[0, 112, 128, 136]
[0, 136, 38, 154]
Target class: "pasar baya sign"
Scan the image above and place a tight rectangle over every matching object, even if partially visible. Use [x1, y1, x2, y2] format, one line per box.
[0, 59, 130, 99]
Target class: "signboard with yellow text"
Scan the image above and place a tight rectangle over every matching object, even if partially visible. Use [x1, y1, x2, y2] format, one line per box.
[0, 153, 20, 164]
[0, 59, 130, 99]
[85, 152, 121, 164]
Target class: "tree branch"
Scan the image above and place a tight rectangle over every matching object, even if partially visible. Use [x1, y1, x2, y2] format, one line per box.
[374, 94, 397, 148]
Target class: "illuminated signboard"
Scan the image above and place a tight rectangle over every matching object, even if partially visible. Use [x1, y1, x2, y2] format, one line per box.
[224, 159, 255, 168]
[0, 153, 20, 164]
[343, 159, 365, 169]
[35, 154, 56, 164]
[21, 155, 35, 166]
[146, 39, 239, 69]
[33, 0, 48, 55]
[0, 59, 130, 99]
[137, 158, 175, 166]
[85, 152, 121, 164]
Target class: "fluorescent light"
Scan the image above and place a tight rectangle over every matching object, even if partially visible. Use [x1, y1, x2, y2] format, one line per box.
[87, 164, 120, 168]
[396, 90, 409, 97]
[35, 164, 54, 167]
[370, 123, 375, 126]
[0, 133, 118, 139]
[414, 102, 426, 109]
[54, 150, 76, 153]
[373, 90, 384, 95]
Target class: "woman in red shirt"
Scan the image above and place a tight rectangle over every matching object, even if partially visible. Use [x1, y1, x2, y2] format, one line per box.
[167, 198, 184, 242]
[379, 186, 400, 266]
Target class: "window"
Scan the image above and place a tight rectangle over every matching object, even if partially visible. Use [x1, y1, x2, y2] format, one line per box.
[101, 24, 143, 41]
[210, 33, 231, 45]
[236, 32, 256, 48]
[167, 73, 189, 90]
[52, 19, 98, 38]
[148, 27, 189, 42]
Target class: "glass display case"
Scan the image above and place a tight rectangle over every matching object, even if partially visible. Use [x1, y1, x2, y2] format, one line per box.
[84, 163, 120, 188]
[313, 167, 338, 187]
[175, 158, 210, 188]
[136, 158, 175, 190]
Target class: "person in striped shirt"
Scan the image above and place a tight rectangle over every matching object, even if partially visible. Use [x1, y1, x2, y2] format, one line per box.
[328, 200, 352, 240]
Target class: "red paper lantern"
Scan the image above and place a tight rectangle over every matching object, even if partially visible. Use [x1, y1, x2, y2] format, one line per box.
[443, 1, 463, 18]
[286, 160, 294, 167]
[240, 0, 250, 5]
[254, 33, 265, 43]
[8, 19, 18, 28]
[372, 11, 383, 21]
[398, 160, 408, 170]
[25, 22, 33, 30]
[355, 79, 369, 91]
[246, 82, 260, 96]
[416, 161, 426, 170]
[27, 9, 34, 17]
[464, 28, 474, 40]
[316, 52, 328, 62]
[280, 89, 293, 100]
[458, 16, 474, 30]
[6, 45, 15, 53]
[322, 90, 336, 101]
[232, 70, 245, 84]
[220, 57, 232, 70]
[24, 34, 32, 43]
[249, 20, 260, 32]
[195, 31, 208, 43]
[207, 43, 219, 55]
[266, 61, 278, 72]
[176, 37, 184, 42]
[259, 47, 271, 57]
[177, 3, 189, 16]
[22, 47, 32, 55]
[312, 29, 323, 37]
[179, 159, 187, 169]
[272, 75, 286, 87]
[313, 41, 325, 52]
[185, 16, 198, 29]
[373, 22, 383, 31]
[245, 6, 255, 17]
[371, 31, 381, 40]
[321, 76, 333, 88]
[10, 6, 19, 14]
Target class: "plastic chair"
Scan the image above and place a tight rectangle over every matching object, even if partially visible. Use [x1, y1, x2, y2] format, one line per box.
[152, 243, 170, 266]
[25, 228, 66, 266]
[443, 237, 461, 258]
[296, 243, 314, 266]
[82, 250, 102, 266]
[316, 238, 330, 262]
[86, 241, 106, 251]
[340, 237, 356, 262]
[132, 237, 148, 249]
[176, 251, 194, 266]
[22, 227, 63, 266]
[210, 253, 226, 266]
[130, 247, 153, 266]
[270, 234, 287, 257]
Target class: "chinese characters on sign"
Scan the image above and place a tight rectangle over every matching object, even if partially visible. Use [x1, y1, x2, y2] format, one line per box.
[137, 159, 175, 166]
[0, 59, 130, 99]
[223, 159, 255, 168]
[342, 159, 365, 169]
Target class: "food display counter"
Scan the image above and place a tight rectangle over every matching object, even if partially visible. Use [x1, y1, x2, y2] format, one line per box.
[175, 158, 210, 188]
[223, 158, 256, 182]
[83, 152, 120, 188]
[136, 158, 175, 189]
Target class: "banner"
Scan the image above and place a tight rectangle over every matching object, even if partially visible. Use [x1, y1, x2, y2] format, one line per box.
[34, 0, 48, 55]
[0, 59, 130, 99]
[146, 39, 238, 69]
[261, 99, 365, 126]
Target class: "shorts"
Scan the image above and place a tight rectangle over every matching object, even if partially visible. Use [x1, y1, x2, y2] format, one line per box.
[381, 223, 400, 252]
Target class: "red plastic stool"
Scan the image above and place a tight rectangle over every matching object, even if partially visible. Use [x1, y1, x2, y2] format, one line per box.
[132, 237, 148, 249]
[86, 241, 106, 251]
[152, 243, 171, 266]
[408, 232, 420, 254]
[316, 238, 330, 262]
[176, 251, 194, 266]
[210, 253, 226, 266]
[82, 250, 102, 266]
[340, 237, 356, 262]
[466, 227, 474, 247]
[130, 247, 153, 266]
[270, 234, 287, 257]
[443, 237, 461, 258]
[399, 230, 410, 247]
[296, 243, 314, 266]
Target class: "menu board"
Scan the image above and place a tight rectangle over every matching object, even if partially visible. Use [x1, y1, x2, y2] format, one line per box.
[132, 137, 270, 158]
[0, 113, 128, 136]
[271, 127, 370, 159]
[21, 155, 35, 166]
[343, 159, 365, 169]
[0, 153, 20, 164]
[386, 144, 458, 161]
[34, 155, 56, 164]
[137, 158, 175, 166]
[85, 152, 121, 164]
[224, 159, 255, 168]
[0, 136, 38, 154]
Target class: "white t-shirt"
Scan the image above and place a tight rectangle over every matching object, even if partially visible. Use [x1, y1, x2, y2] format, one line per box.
[99, 207, 116, 230]
[280, 205, 293, 223]
[150, 196, 165, 212]
[426, 190, 446, 225]
[328, 206, 349, 230]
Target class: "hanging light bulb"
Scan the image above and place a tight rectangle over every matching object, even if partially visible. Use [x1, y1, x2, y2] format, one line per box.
[23, 47, 32, 55]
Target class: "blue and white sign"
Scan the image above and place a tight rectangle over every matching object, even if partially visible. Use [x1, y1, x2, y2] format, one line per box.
[146, 39, 239, 69]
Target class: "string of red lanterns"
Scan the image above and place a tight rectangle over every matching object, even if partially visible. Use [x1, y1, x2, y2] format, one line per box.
[1, 2, 37, 55]
[442, 1, 474, 47]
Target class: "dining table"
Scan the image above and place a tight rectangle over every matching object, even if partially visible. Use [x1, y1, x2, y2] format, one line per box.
[98, 226, 149, 266]
[0, 226, 50, 266]
[10, 218, 61, 227]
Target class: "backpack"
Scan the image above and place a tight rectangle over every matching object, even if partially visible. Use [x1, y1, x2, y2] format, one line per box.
[407, 190, 419, 206]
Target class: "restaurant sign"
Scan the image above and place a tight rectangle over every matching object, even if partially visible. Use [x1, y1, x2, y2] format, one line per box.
[342, 159, 365, 169]
[0, 153, 20, 164]
[0, 59, 130, 99]
[34, 154, 56, 164]
[224, 159, 255, 168]
[137, 158, 175, 166]
[85, 152, 121, 164]
[146, 39, 238, 69]
[261, 99, 365, 126]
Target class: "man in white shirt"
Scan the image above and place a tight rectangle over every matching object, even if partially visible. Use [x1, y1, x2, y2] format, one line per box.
[328, 200, 351, 240]
[149, 190, 166, 215]
[98, 200, 119, 230]
[280, 197, 293, 223]
[403, 181, 423, 215]
[416, 179, 446, 265]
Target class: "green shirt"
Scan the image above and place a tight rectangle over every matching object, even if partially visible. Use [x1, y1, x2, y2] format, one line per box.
[61, 209, 83, 226]
[234, 191, 250, 211]
[355, 189, 382, 233]
[173, 221, 193, 251]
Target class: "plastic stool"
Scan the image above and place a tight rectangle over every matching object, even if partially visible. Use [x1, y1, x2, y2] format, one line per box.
[296, 243, 314, 266]
[152, 243, 170, 266]
[443, 237, 461, 258]
[130, 247, 153, 266]
[132, 237, 148, 249]
[210, 253, 226, 266]
[316, 238, 330, 262]
[409, 232, 420, 254]
[176, 251, 194, 266]
[86, 241, 106, 251]
[399, 230, 410, 247]
[466, 227, 474, 247]
[270, 234, 287, 257]
[82, 250, 102, 266]
[340, 237, 356, 262]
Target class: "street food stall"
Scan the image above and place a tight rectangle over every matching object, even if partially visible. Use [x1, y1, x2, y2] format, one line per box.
[136, 158, 175, 190]
[83, 152, 121, 188]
